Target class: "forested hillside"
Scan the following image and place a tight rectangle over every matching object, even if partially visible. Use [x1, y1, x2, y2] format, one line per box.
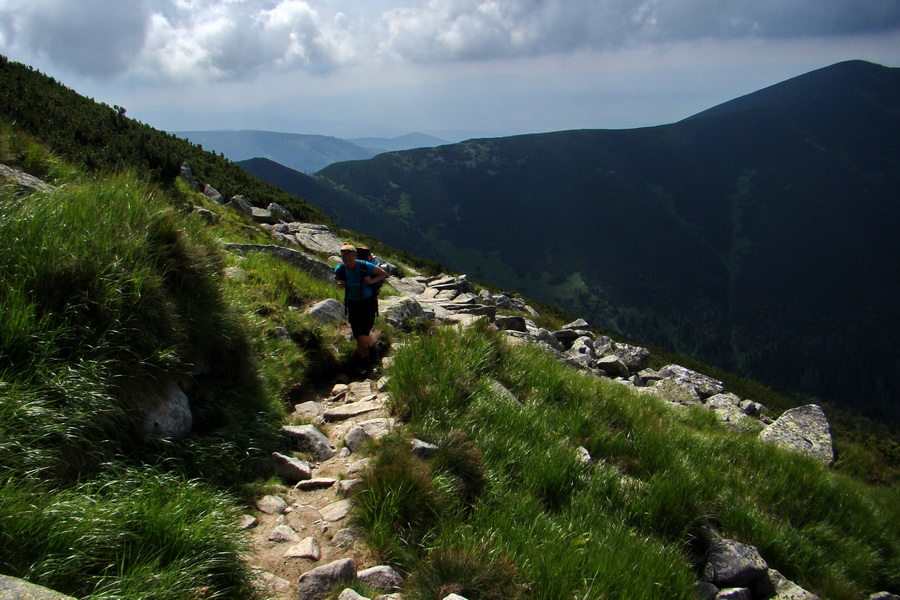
[313, 60, 900, 424]
[0, 55, 329, 225]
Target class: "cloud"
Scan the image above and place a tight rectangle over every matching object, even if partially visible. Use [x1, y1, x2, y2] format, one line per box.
[1, 0, 898, 83]
[0, 0, 151, 77]
[375, 0, 900, 62]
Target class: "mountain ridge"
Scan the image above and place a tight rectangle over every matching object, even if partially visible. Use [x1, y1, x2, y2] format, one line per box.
[297, 60, 900, 424]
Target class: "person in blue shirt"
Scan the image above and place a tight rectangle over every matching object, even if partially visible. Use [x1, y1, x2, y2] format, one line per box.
[334, 242, 387, 368]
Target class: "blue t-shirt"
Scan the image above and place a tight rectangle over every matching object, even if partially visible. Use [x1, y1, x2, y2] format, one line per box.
[335, 260, 375, 302]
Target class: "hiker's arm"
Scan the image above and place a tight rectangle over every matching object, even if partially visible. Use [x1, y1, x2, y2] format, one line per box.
[363, 266, 387, 285]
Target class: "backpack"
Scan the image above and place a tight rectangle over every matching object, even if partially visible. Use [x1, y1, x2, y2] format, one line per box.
[344, 247, 384, 296]
[337, 248, 383, 298]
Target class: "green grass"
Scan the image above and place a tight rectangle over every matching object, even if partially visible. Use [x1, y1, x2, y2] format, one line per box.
[364, 323, 900, 600]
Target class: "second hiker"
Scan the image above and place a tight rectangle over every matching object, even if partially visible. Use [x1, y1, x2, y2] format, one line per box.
[334, 242, 387, 370]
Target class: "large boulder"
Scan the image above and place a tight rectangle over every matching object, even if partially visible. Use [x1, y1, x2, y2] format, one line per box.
[703, 538, 768, 588]
[136, 380, 192, 439]
[658, 365, 725, 399]
[296, 558, 356, 600]
[758, 405, 835, 465]
[379, 296, 427, 328]
[308, 298, 346, 324]
[0, 576, 77, 599]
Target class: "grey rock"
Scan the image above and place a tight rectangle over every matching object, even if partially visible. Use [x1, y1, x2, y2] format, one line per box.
[696, 581, 719, 600]
[357, 565, 404, 591]
[703, 538, 768, 588]
[256, 495, 289, 515]
[178, 161, 199, 190]
[308, 298, 347, 324]
[269, 524, 301, 543]
[295, 401, 326, 420]
[337, 478, 365, 497]
[0, 575, 77, 599]
[137, 380, 192, 440]
[224, 266, 248, 283]
[758, 405, 835, 465]
[758, 569, 821, 600]
[595, 355, 630, 378]
[191, 206, 220, 225]
[238, 514, 259, 530]
[344, 418, 395, 452]
[320, 499, 353, 522]
[347, 458, 371, 475]
[647, 378, 703, 406]
[271, 452, 312, 482]
[611, 342, 651, 371]
[332, 528, 364, 548]
[225, 194, 253, 215]
[567, 336, 596, 360]
[380, 296, 427, 328]
[411, 438, 440, 458]
[250, 206, 274, 224]
[324, 400, 381, 422]
[869, 593, 900, 600]
[494, 315, 528, 332]
[576, 446, 592, 465]
[297, 558, 356, 600]
[716, 589, 751, 600]
[267, 202, 294, 223]
[658, 365, 725, 398]
[273, 223, 342, 255]
[295, 478, 337, 491]
[338, 590, 369, 600]
[284, 537, 321, 560]
[705, 394, 754, 431]
[202, 183, 224, 203]
[563, 318, 590, 330]
[281, 425, 337, 461]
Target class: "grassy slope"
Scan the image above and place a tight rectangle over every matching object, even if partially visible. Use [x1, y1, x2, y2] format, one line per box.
[1, 62, 897, 600]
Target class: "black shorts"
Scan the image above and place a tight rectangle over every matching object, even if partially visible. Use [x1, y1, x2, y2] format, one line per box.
[347, 295, 377, 338]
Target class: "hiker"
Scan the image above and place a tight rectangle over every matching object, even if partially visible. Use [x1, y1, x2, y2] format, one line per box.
[334, 242, 387, 369]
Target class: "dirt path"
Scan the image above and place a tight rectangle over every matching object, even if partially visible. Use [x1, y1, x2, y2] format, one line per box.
[244, 363, 394, 599]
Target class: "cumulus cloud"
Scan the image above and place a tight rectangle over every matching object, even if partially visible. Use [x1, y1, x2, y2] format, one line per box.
[0, 0, 151, 77]
[1, 0, 898, 82]
[375, 0, 900, 62]
[135, 0, 360, 81]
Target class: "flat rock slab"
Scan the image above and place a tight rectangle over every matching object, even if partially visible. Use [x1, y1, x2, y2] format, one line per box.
[295, 478, 337, 491]
[319, 499, 353, 522]
[284, 536, 321, 560]
[323, 400, 381, 422]
[0, 575, 76, 599]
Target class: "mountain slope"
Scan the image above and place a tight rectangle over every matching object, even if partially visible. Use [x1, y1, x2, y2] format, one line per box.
[175, 129, 378, 173]
[310, 60, 900, 423]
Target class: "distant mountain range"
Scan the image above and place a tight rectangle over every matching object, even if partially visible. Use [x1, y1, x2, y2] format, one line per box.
[242, 60, 900, 423]
[174, 130, 449, 173]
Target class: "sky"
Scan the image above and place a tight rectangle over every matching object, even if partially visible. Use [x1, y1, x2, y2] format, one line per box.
[1, 0, 899, 141]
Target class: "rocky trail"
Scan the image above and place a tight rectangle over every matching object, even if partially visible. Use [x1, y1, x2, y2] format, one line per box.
[242, 345, 403, 600]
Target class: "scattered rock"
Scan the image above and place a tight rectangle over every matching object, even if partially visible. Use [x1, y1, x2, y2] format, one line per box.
[269, 524, 301, 543]
[319, 499, 353, 522]
[758, 405, 835, 465]
[255, 495, 289, 515]
[281, 424, 337, 461]
[284, 537, 321, 560]
[703, 538, 768, 588]
[296, 558, 356, 600]
[356, 565, 404, 591]
[272, 452, 313, 482]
